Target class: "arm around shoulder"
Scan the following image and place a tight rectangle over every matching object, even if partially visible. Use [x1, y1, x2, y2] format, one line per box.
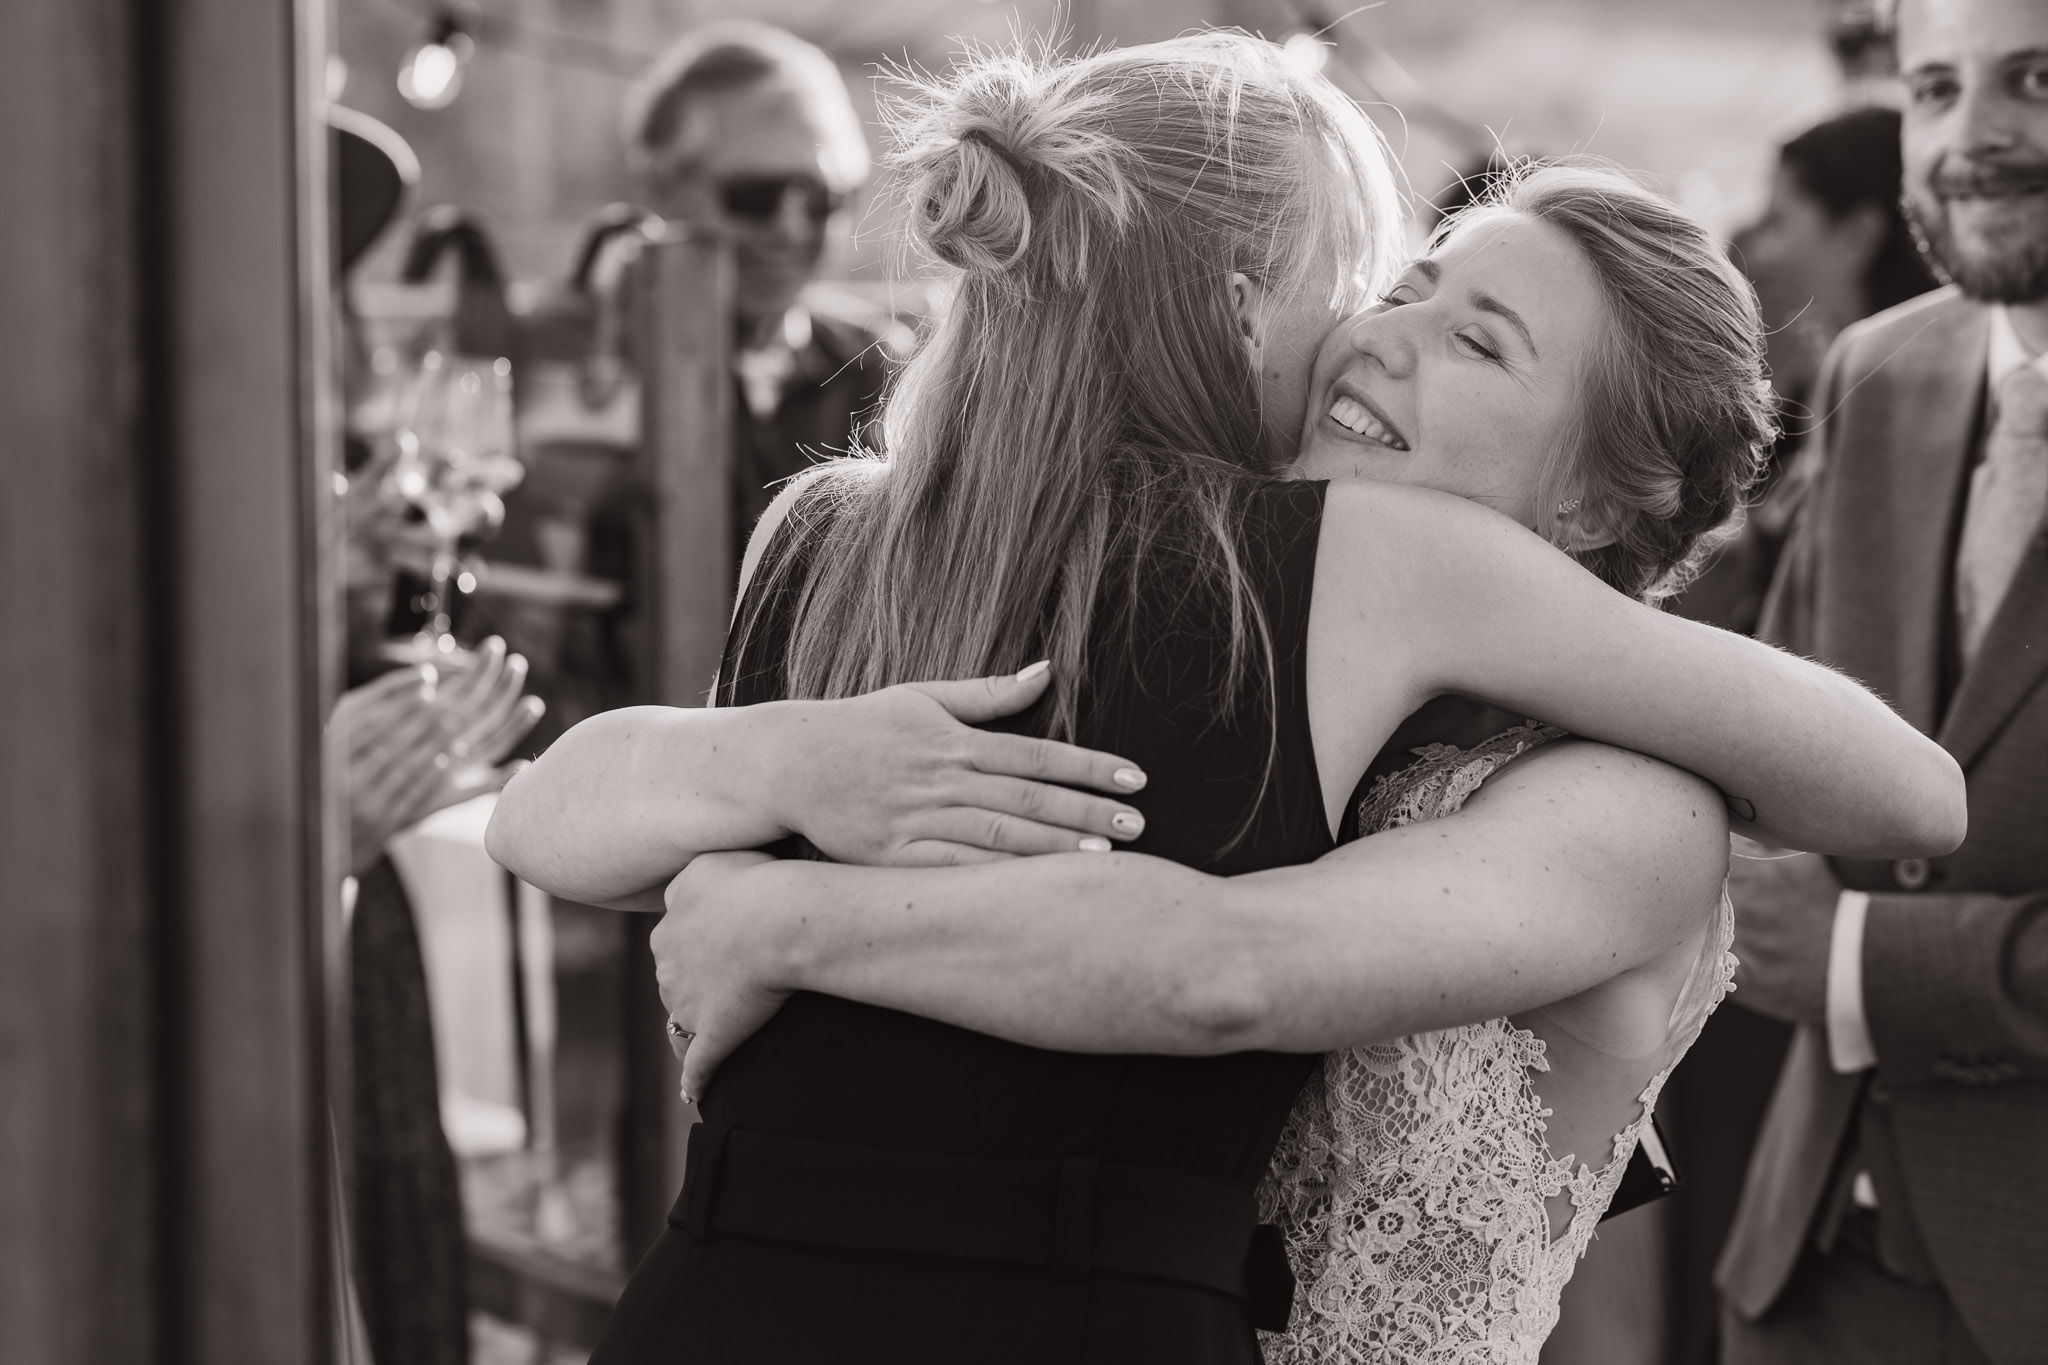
[1318, 480, 1965, 859]
[483, 468, 839, 903]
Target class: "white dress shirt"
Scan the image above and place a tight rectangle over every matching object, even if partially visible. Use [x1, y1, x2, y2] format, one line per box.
[1825, 305, 2048, 1074]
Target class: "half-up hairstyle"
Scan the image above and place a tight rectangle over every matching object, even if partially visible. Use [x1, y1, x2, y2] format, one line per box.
[740, 33, 1401, 742]
[1455, 162, 1778, 603]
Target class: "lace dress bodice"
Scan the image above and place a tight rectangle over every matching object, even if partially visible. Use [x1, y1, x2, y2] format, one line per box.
[1258, 725, 1737, 1364]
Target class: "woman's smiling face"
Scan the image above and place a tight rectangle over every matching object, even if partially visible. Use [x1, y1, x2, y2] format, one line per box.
[1293, 210, 1606, 526]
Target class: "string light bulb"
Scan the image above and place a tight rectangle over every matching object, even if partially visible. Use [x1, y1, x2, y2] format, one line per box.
[1282, 32, 1332, 75]
[398, 9, 475, 111]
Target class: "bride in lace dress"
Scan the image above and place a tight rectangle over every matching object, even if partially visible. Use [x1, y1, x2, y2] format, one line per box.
[497, 160, 1958, 1360]
[1258, 716, 1734, 1363]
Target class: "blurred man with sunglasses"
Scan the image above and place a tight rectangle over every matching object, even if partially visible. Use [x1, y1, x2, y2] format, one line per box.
[624, 20, 905, 538]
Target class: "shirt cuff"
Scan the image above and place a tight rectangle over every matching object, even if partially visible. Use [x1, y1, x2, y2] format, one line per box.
[1826, 889, 1877, 1072]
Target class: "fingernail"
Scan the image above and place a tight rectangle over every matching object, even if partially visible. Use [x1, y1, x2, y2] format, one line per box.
[1112, 767, 1146, 791]
[1078, 836, 1111, 852]
[506, 653, 528, 680]
[1016, 659, 1051, 683]
[522, 696, 546, 717]
[1111, 811, 1144, 836]
[483, 635, 505, 657]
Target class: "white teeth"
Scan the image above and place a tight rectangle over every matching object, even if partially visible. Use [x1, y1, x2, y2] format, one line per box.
[1328, 395, 1406, 450]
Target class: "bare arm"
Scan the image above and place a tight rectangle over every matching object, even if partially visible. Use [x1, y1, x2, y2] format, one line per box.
[485, 475, 1151, 906]
[1322, 480, 1965, 858]
[659, 741, 1729, 1090]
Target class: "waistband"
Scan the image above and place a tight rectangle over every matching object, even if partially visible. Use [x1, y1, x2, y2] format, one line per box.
[670, 1122, 1296, 1332]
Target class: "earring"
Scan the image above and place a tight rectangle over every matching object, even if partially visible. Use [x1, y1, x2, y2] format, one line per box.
[1556, 497, 1582, 518]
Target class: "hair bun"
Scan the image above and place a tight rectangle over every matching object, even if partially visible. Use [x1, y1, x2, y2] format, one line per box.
[890, 58, 1139, 287]
[910, 120, 1038, 274]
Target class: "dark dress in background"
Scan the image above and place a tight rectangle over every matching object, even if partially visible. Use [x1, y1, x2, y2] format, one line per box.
[590, 480, 1336, 1364]
[350, 856, 470, 1365]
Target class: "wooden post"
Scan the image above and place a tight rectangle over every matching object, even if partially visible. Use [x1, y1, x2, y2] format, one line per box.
[643, 227, 739, 707]
[618, 227, 734, 1263]
[0, 1, 157, 1361]
[2, 0, 335, 1360]
[151, 0, 339, 1359]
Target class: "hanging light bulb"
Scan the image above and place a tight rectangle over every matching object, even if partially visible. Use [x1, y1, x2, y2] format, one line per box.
[1282, 32, 1332, 76]
[398, 10, 474, 111]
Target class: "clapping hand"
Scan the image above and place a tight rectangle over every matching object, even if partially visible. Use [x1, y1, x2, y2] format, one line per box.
[331, 636, 545, 876]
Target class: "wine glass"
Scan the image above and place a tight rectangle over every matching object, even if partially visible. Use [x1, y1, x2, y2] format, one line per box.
[385, 351, 524, 662]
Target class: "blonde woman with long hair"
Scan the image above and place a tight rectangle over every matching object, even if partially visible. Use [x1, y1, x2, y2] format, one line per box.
[490, 39, 1959, 1364]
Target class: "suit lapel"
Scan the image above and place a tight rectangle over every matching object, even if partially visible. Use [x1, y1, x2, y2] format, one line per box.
[1889, 303, 1988, 733]
[1940, 526, 2048, 770]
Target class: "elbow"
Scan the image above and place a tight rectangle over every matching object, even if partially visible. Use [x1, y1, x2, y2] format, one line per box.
[1163, 962, 1272, 1054]
[1911, 745, 1969, 857]
[1157, 905, 1281, 1054]
[482, 769, 529, 875]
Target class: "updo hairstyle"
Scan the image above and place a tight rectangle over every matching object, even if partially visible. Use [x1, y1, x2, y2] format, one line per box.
[1459, 163, 1778, 603]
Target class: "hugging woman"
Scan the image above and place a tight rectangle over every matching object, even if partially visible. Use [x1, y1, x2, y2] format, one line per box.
[488, 35, 1963, 1365]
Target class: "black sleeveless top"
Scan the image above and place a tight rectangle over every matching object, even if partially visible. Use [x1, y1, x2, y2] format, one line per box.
[592, 480, 1334, 1365]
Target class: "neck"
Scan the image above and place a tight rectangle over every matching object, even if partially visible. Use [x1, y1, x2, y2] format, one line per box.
[2006, 299, 2048, 357]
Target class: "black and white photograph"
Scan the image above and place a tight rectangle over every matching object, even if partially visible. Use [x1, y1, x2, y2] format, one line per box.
[6, 0, 2044, 1362]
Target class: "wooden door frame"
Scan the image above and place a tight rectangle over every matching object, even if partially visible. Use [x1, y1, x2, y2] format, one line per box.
[149, 0, 340, 1358]
[1, 0, 338, 1360]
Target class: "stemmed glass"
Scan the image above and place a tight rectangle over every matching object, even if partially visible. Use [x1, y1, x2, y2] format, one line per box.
[384, 351, 524, 662]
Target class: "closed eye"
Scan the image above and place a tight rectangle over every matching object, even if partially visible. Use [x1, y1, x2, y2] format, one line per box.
[1456, 331, 1502, 363]
[1378, 284, 1421, 308]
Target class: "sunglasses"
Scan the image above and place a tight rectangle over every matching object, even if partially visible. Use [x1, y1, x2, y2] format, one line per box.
[716, 175, 849, 225]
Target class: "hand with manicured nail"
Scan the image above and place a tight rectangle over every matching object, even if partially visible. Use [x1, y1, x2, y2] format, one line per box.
[770, 662, 1151, 868]
[486, 663, 1150, 907]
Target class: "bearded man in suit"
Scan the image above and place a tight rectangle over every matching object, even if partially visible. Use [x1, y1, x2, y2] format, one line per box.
[1717, 1, 2048, 1362]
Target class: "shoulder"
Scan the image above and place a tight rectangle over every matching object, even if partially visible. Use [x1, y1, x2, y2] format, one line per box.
[1316, 477, 1573, 611]
[1828, 285, 1979, 388]
[735, 462, 874, 610]
[1466, 739, 1731, 895]
[1318, 477, 1530, 562]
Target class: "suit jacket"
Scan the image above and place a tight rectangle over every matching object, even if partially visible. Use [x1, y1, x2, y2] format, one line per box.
[728, 290, 903, 537]
[1717, 288, 2048, 1363]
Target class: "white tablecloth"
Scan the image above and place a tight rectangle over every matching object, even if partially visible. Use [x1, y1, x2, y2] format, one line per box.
[387, 792, 555, 1157]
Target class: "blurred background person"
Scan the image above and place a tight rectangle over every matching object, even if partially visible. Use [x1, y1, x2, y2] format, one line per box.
[1682, 105, 1939, 636]
[622, 19, 907, 540]
[1744, 107, 1938, 419]
[1717, 0, 2048, 1360]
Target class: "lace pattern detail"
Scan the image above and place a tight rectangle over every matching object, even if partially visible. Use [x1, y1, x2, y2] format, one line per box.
[1259, 726, 1738, 1364]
